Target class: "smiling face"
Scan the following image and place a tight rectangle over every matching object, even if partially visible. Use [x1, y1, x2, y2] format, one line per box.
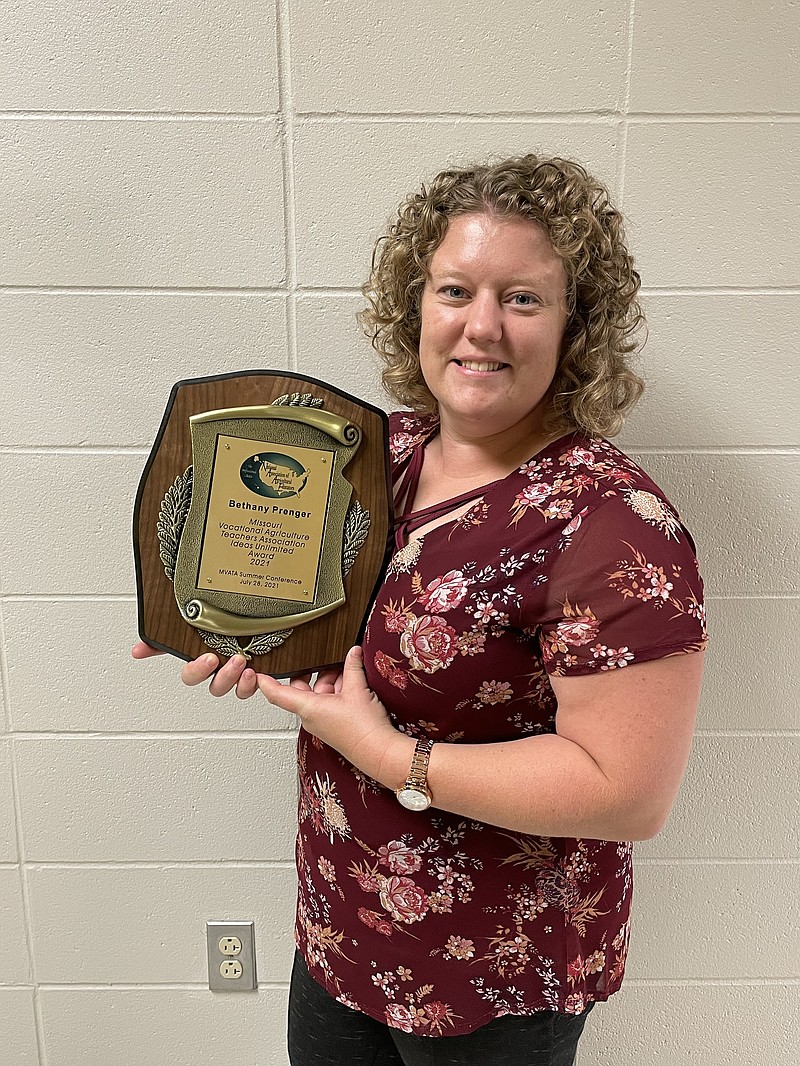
[418, 212, 569, 443]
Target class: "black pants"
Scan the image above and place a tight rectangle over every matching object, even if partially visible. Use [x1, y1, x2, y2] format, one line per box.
[288, 952, 593, 1066]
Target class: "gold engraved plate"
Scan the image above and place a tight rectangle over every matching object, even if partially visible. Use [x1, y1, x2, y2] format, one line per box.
[198, 434, 333, 603]
[172, 404, 362, 637]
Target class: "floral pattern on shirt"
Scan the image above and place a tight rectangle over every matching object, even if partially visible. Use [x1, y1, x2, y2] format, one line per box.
[294, 414, 706, 1035]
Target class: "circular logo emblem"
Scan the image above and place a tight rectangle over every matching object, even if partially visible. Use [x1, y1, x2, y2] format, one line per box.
[240, 452, 308, 499]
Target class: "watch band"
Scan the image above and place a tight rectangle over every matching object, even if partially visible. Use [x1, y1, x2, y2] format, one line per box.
[395, 738, 434, 810]
[405, 738, 434, 790]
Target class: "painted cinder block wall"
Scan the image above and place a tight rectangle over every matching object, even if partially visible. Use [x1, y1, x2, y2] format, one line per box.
[1, 2, 798, 1063]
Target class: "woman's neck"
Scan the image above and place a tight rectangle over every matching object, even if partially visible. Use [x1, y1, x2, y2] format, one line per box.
[432, 413, 563, 483]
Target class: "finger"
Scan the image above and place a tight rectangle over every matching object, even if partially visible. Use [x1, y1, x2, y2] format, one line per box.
[181, 653, 220, 686]
[257, 673, 304, 714]
[235, 667, 258, 701]
[289, 672, 313, 691]
[313, 667, 341, 694]
[131, 641, 164, 660]
[208, 654, 249, 698]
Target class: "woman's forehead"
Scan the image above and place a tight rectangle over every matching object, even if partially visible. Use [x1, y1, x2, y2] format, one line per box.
[429, 213, 565, 284]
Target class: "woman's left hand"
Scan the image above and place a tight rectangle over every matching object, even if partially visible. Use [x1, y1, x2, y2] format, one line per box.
[257, 646, 402, 781]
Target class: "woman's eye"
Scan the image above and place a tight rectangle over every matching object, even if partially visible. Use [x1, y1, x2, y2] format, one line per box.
[442, 286, 467, 299]
[511, 292, 538, 306]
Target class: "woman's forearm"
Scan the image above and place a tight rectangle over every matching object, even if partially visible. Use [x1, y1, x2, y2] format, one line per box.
[368, 730, 659, 842]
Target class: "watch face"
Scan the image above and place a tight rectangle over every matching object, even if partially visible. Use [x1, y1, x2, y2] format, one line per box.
[397, 787, 431, 812]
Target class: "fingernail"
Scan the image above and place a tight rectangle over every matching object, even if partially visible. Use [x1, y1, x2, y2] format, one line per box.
[203, 654, 217, 666]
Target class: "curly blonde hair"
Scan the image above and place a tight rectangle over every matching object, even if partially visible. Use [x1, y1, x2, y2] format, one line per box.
[360, 154, 645, 437]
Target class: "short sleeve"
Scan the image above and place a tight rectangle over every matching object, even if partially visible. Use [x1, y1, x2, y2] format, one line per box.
[535, 490, 707, 677]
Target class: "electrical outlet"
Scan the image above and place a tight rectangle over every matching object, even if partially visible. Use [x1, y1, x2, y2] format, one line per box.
[206, 921, 257, 991]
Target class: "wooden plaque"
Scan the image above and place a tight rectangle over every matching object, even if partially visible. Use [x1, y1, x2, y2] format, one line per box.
[133, 371, 392, 677]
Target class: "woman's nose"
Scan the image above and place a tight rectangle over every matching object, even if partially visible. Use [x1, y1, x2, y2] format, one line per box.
[463, 292, 503, 344]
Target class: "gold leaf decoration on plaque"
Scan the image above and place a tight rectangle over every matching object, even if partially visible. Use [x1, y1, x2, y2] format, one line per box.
[272, 393, 324, 408]
[157, 466, 193, 580]
[342, 500, 371, 577]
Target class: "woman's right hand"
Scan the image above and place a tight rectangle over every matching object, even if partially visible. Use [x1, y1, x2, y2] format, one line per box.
[131, 641, 259, 699]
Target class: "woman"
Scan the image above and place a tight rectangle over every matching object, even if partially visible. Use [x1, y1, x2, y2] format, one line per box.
[135, 155, 706, 1065]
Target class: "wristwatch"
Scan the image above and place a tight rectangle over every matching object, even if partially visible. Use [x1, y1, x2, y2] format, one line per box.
[395, 738, 434, 811]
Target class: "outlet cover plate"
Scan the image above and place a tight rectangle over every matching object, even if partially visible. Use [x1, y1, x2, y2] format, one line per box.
[206, 921, 257, 991]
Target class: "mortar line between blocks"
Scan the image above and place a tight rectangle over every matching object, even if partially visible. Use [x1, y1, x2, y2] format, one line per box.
[294, 111, 622, 122]
[0, 600, 12, 733]
[1, 594, 138, 602]
[617, 0, 637, 206]
[26, 860, 296, 870]
[1, 110, 797, 124]
[276, 0, 299, 373]
[3, 284, 798, 296]
[634, 857, 800, 866]
[4, 633, 49, 1065]
[0, 285, 289, 295]
[3, 446, 798, 457]
[291, 112, 800, 123]
[694, 730, 800, 737]
[11, 731, 299, 740]
[35, 981, 291, 991]
[0, 111, 279, 122]
[625, 978, 800, 987]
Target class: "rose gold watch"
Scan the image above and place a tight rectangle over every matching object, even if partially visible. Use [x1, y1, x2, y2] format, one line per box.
[395, 738, 434, 811]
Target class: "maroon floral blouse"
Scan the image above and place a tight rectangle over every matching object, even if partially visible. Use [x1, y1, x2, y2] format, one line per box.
[294, 412, 707, 1037]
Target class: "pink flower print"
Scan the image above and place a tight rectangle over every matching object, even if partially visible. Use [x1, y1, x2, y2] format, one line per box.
[378, 841, 423, 875]
[418, 570, 470, 613]
[383, 606, 411, 633]
[555, 615, 599, 648]
[424, 1001, 452, 1032]
[354, 867, 380, 891]
[374, 650, 409, 689]
[357, 907, 382, 928]
[317, 857, 336, 883]
[567, 955, 584, 982]
[601, 647, 634, 670]
[543, 499, 574, 521]
[517, 481, 552, 506]
[399, 614, 458, 673]
[374, 650, 395, 678]
[562, 447, 595, 468]
[650, 573, 674, 600]
[564, 992, 587, 1014]
[374, 919, 394, 937]
[385, 1003, 415, 1032]
[388, 668, 409, 690]
[608, 467, 636, 485]
[378, 875, 429, 924]
[561, 506, 589, 539]
[473, 600, 499, 625]
[389, 432, 415, 459]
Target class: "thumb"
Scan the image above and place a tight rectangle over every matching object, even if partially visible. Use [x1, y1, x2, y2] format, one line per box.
[341, 645, 369, 691]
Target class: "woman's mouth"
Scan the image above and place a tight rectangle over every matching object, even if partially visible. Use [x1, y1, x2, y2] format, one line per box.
[455, 360, 507, 372]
